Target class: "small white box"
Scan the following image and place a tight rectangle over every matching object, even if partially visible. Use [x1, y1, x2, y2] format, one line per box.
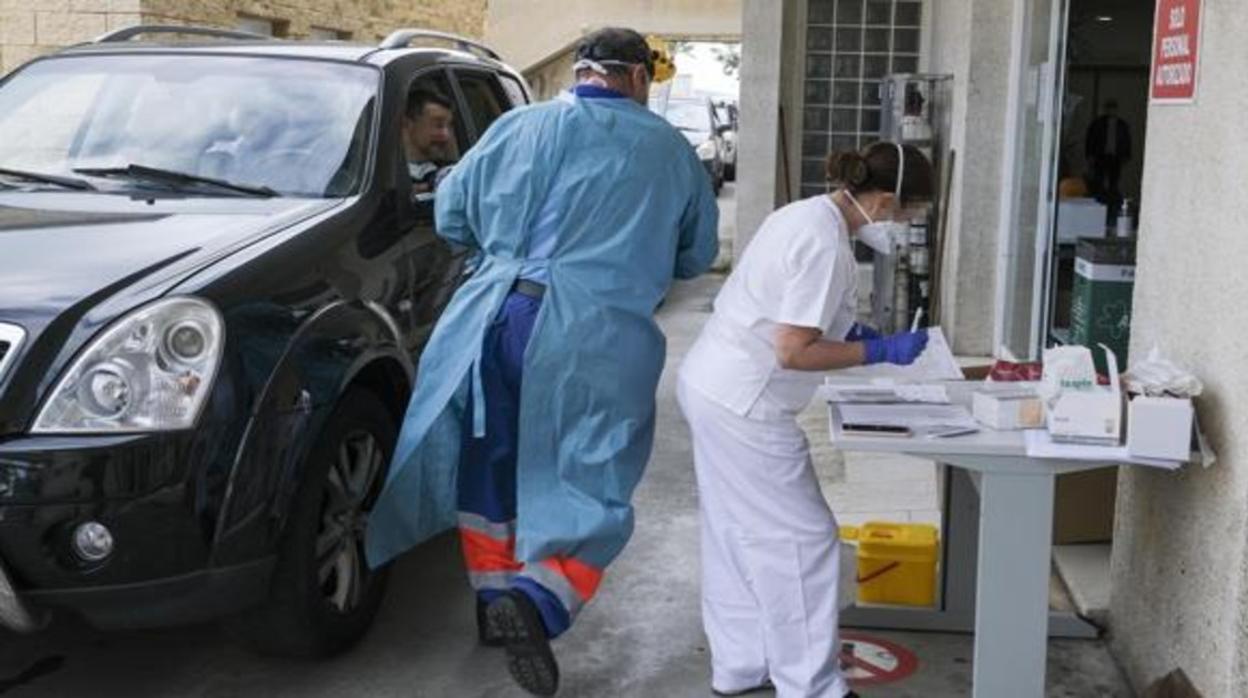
[1127, 396, 1194, 461]
[973, 387, 1044, 430]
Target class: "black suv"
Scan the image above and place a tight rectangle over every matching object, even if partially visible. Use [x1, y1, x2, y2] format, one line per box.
[0, 26, 529, 656]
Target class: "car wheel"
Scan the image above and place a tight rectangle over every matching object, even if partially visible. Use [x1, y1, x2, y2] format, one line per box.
[225, 388, 396, 658]
[725, 163, 736, 182]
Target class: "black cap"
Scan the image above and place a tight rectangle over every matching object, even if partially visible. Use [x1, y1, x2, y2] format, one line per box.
[575, 27, 654, 77]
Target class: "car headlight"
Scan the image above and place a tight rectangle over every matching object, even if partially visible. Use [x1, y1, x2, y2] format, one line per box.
[696, 140, 717, 160]
[33, 298, 224, 434]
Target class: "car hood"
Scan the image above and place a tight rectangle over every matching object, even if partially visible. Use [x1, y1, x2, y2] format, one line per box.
[0, 194, 340, 431]
[682, 130, 711, 148]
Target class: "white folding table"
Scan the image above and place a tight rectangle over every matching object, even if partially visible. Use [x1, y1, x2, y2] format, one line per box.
[828, 383, 1117, 698]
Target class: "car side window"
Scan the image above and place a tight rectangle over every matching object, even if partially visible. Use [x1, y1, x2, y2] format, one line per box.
[454, 71, 512, 142]
[400, 70, 469, 206]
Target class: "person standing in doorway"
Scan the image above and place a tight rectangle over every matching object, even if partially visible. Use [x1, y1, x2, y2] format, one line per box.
[366, 27, 718, 697]
[678, 142, 934, 698]
[1085, 99, 1132, 202]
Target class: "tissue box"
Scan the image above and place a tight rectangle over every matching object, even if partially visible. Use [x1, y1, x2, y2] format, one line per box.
[1127, 396, 1193, 461]
[1047, 344, 1124, 445]
[973, 387, 1044, 430]
[1048, 390, 1123, 444]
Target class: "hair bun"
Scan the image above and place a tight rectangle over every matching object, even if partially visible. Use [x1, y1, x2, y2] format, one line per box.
[825, 151, 870, 188]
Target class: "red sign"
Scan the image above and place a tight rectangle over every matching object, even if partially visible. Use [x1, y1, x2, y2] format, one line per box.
[1151, 0, 1203, 102]
[838, 632, 920, 687]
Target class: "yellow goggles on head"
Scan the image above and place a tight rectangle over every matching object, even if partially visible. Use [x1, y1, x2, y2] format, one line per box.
[646, 35, 676, 84]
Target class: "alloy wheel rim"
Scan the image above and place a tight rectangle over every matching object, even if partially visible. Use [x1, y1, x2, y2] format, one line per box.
[315, 429, 384, 613]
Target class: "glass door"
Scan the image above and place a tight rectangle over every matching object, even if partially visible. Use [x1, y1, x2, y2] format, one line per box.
[994, 0, 1070, 360]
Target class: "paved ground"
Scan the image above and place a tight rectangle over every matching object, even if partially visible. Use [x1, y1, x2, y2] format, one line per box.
[0, 190, 1134, 697]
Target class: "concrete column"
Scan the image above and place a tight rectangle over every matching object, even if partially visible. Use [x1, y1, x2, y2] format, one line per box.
[1109, 2, 1248, 696]
[925, 0, 1016, 356]
[734, 0, 784, 260]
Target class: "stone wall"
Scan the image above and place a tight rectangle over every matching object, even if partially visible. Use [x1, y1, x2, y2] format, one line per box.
[2, 0, 144, 74]
[2, 0, 486, 75]
[139, 0, 486, 42]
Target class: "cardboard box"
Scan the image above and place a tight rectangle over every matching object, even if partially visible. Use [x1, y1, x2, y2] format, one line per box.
[1127, 396, 1194, 461]
[1053, 467, 1118, 544]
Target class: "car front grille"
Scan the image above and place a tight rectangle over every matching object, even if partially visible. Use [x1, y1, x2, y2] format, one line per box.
[0, 323, 25, 386]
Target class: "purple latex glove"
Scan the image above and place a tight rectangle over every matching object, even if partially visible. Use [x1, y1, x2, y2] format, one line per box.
[864, 329, 930, 366]
[845, 323, 882, 342]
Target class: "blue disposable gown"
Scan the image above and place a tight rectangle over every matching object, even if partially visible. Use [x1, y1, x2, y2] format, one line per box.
[366, 92, 720, 570]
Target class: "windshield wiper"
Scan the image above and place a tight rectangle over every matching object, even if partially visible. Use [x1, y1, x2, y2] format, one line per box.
[0, 167, 95, 191]
[74, 164, 278, 198]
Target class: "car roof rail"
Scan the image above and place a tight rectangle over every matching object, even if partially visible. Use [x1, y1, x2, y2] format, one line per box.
[379, 29, 500, 61]
[92, 25, 272, 44]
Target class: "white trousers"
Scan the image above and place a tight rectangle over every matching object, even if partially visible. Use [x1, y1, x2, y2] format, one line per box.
[677, 379, 849, 698]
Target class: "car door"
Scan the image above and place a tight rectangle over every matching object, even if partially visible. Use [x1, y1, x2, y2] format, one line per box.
[387, 64, 473, 355]
[449, 66, 520, 143]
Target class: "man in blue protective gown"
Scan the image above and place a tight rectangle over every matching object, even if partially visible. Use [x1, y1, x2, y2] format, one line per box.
[365, 27, 719, 696]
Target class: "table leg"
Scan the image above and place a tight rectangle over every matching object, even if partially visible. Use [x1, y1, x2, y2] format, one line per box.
[972, 469, 1055, 698]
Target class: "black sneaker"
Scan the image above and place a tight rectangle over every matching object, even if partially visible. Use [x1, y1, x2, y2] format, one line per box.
[476, 599, 505, 647]
[486, 590, 560, 696]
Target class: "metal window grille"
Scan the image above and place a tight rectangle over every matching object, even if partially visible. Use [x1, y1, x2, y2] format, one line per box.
[801, 0, 923, 199]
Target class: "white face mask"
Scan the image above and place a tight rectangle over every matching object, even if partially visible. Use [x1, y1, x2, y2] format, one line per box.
[846, 142, 908, 255]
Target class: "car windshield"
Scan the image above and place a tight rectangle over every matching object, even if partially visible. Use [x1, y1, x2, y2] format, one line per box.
[0, 54, 378, 198]
[660, 101, 711, 134]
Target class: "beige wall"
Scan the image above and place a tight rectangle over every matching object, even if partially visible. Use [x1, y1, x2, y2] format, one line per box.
[2, 0, 485, 75]
[486, 0, 741, 73]
[525, 49, 577, 103]
[1109, 1, 1248, 696]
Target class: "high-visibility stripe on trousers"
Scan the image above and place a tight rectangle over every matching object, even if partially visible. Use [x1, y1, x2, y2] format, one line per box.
[457, 291, 605, 638]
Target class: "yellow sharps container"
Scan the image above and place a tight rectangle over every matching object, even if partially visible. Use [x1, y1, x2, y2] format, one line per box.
[840, 522, 939, 607]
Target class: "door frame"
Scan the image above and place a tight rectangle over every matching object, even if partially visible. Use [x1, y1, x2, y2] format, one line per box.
[992, 0, 1072, 359]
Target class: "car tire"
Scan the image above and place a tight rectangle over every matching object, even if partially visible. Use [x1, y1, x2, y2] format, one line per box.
[224, 388, 396, 658]
[724, 163, 736, 182]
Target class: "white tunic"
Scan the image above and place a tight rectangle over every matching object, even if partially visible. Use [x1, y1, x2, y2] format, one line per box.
[681, 194, 859, 417]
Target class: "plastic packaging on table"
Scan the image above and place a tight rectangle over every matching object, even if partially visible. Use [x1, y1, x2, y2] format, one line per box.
[1123, 347, 1204, 398]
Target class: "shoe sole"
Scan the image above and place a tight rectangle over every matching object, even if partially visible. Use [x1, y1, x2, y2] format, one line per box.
[487, 594, 559, 696]
[477, 603, 505, 648]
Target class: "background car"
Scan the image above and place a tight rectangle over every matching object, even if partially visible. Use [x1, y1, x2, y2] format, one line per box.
[0, 25, 529, 658]
[652, 95, 725, 195]
[714, 99, 739, 182]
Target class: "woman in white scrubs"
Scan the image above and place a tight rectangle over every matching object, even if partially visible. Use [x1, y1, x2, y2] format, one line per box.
[678, 142, 935, 698]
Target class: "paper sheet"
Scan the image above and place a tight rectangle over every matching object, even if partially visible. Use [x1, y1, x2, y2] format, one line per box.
[830, 327, 964, 382]
[1023, 430, 1183, 470]
[836, 403, 977, 431]
[822, 383, 951, 404]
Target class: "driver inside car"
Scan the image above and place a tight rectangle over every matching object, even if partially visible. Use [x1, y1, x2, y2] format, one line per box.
[402, 88, 456, 202]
